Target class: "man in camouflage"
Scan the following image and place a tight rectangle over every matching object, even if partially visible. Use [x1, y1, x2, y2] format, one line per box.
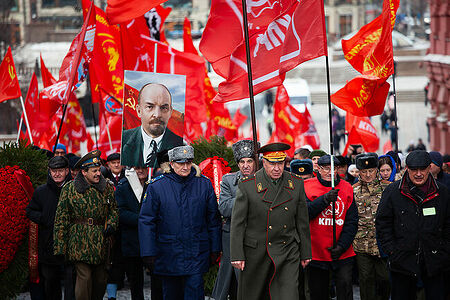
[54, 150, 118, 300]
[353, 153, 390, 300]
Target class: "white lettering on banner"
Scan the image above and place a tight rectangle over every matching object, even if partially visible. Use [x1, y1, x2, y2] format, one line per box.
[42, 81, 68, 103]
[253, 14, 291, 57]
[318, 218, 344, 226]
[358, 121, 378, 136]
[247, 0, 278, 18]
[84, 27, 96, 52]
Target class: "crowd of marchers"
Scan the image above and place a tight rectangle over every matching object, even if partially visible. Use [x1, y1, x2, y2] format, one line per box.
[24, 140, 450, 300]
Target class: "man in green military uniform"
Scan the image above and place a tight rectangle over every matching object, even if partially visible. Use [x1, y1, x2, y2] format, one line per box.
[54, 150, 118, 300]
[353, 153, 390, 300]
[230, 142, 312, 300]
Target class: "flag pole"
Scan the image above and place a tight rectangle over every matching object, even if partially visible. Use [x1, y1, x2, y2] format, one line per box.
[392, 60, 398, 152]
[241, 0, 259, 165]
[88, 74, 98, 149]
[325, 55, 337, 248]
[91, 101, 98, 149]
[53, 0, 94, 153]
[19, 96, 34, 144]
[102, 111, 114, 152]
[154, 43, 158, 73]
[16, 113, 23, 143]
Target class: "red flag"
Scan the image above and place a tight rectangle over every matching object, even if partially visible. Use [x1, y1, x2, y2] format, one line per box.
[0, 47, 21, 102]
[83, 0, 124, 104]
[20, 72, 50, 140]
[343, 113, 379, 155]
[183, 17, 238, 140]
[40, 54, 57, 87]
[41, 1, 96, 107]
[331, 75, 390, 117]
[342, 0, 399, 78]
[145, 5, 171, 43]
[270, 85, 311, 156]
[200, 0, 327, 102]
[106, 0, 167, 25]
[183, 17, 198, 55]
[298, 107, 320, 150]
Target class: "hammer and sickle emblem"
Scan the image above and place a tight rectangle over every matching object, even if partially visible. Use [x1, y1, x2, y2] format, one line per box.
[8, 65, 15, 80]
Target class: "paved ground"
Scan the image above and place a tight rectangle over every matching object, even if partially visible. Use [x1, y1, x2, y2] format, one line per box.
[17, 272, 362, 300]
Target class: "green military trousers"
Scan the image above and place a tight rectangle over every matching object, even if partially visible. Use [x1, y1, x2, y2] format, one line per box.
[355, 252, 390, 300]
[75, 262, 108, 300]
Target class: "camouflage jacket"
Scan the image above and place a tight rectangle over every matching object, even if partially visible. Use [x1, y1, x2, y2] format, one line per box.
[352, 179, 389, 256]
[53, 173, 118, 264]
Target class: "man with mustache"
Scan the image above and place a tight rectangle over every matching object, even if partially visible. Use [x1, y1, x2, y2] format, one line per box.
[121, 83, 183, 168]
[54, 150, 118, 300]
[376, 150, 450, 300]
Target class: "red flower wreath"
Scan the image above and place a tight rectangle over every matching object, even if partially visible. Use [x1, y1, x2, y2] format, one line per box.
[0, 166, 32, 273]
[199, 156, 232, 200]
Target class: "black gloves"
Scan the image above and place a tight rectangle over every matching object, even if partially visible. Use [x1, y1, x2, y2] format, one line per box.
[103, 224, 115, 237]
[210, 252, 221, 265]
[143, 256, 156, 273]
[328, 245, 344, 260]
[324, 189, 339, 205]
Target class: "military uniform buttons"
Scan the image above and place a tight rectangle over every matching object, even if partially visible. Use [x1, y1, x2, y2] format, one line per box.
[268, 242, 272, 246]
[269, 208, 273, 211]
[283, 241, 286, 244]
[283, 225, 287, 229]
[284, 207, 289, 211]
[269, 225, 272, 229]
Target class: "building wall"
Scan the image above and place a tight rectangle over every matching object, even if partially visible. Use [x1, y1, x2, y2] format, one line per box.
[425, 0, 450, 153]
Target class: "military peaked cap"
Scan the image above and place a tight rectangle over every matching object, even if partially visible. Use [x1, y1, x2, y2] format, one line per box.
[74, 150, 102, 169]
[257, 142, 290, 162]
[355, 153, 378, 170]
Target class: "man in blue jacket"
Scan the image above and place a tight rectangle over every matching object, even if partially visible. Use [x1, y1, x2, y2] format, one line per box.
[139, 145, 222, 300]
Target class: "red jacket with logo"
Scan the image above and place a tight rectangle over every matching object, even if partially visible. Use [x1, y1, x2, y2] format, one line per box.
[304, 177, 357, 261]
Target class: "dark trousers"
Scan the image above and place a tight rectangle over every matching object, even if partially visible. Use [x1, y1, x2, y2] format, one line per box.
[391, 270, 445, 300]
[150, 273, 163, 300]
[355, 253, 390, 300]
[74, 262, 108, 300]
[161, 273, 204, 300]
[308, 263, 353, 300]
[122, 257, 144, 300]
[40, 263, 75, 300]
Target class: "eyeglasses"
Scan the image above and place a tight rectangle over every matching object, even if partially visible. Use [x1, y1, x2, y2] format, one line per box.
[319, 166, 332, 172]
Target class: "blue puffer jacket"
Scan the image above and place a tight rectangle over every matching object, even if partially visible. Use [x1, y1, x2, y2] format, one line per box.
[139, 167, 222, 276]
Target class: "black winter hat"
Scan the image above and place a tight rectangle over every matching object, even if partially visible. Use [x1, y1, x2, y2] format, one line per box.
[48, 156, 69, 169]
[406, 150, 431, 169]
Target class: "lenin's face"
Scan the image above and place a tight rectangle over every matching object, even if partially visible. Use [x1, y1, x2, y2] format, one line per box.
[136, 84, 173, 138]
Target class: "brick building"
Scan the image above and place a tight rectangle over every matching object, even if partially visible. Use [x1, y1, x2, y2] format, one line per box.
[425, 0, 450, 153]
